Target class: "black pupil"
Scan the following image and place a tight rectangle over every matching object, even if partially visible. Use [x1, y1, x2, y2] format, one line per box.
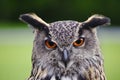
[48, 41, 55, 46]
[76, 39, 81, 44]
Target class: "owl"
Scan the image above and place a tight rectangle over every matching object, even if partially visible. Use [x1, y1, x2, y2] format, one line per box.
[19, 13, 110, 80]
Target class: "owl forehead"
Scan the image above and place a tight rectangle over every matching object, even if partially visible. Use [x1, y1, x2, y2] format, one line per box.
[49, 21, 80, 46]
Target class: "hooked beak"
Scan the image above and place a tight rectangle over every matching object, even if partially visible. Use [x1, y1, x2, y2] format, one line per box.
[62, 48, 69, 67]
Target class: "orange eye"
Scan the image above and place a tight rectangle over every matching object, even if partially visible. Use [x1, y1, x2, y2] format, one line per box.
[73, 38, 85, 47]
[45, 40, 57, 49]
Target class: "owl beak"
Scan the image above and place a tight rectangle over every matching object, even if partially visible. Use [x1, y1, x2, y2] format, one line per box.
[62, 48, 69, 67]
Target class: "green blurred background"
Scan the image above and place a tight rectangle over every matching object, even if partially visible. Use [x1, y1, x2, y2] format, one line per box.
[0, 0, 120, 80]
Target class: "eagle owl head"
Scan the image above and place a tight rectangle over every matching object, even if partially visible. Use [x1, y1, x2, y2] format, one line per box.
[19, 13, 110, 80]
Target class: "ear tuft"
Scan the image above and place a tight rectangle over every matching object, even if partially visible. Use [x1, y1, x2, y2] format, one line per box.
[82, 14, 110, 29]
[19, 13, 49, 30]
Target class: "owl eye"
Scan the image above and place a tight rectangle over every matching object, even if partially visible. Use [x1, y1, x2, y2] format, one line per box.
[73, 37, 85, 47]
[45, 40, 57, 49]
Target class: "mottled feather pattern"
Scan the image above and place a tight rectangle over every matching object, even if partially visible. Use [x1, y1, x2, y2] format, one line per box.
[49, 21, 80, 46]
[19, 13, 110, 80]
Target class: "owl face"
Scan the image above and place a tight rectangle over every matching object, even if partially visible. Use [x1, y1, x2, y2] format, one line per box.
[47, 21, 96, 65]
[19, 13, 110, 80]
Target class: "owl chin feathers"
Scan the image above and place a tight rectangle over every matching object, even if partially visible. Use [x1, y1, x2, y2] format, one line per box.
[28, 56, 105, 80]
[19, 13, 110, 80]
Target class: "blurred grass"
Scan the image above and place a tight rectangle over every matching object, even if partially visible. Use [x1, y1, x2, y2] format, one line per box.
[102, 43, 120, 80]
[0, 25, 33, 80]
[0, 24, 120, 80]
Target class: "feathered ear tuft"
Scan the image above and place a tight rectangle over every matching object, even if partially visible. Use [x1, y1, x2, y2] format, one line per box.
[19, 13, 49, 32]
[82, 14, 110, 29]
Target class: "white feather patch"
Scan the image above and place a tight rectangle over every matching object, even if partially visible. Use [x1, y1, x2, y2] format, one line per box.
[72, 75, 78, 80]
[50, 75, 56, 80]
[61, 76, 71, 80]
